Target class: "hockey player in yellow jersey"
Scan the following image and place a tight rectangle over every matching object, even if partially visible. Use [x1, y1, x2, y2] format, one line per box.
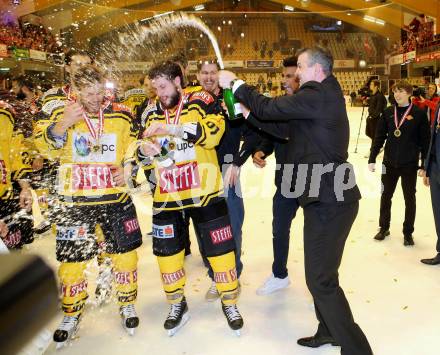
[0, 100, 33, 249]
[34, 65, 142, 346]
[137, 61, 243, 336]
[121, 86, 146, 116]
[38, 50, 117, 305]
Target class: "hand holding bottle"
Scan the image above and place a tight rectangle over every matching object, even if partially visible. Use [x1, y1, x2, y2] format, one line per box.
[143, 123, 170, 138]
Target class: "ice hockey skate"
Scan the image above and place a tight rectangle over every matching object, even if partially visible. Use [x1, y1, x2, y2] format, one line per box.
[222, 303, 243, 336]
[164, 297, 190, 337]
[53, 314, 81, 349]
[120, 304, 139, 336]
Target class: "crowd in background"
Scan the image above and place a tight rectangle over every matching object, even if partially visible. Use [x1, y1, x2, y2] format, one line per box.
[0, 21, 61, 53]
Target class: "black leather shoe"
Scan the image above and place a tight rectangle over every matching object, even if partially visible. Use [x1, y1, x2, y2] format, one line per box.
[421, 253, 440, 265]
[403, 234, 414, 246]
[374, 230, 390, 241]
[297, 335, 339, 348]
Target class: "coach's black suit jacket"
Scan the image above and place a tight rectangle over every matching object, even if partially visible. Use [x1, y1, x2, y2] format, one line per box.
[235, 74, 361, 207]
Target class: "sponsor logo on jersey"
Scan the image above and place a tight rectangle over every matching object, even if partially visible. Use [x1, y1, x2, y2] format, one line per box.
[4, 230, 21, 247]
[112, 102, 131, 113]
[190, 91, 214, 105]
[124, 218, 140, 234]
[56, 226, 88, 241]
[71, 164, 115, 190]
[74, 135, 91, 157]
[114, 271, 131, 285]
[133, 269, 138, 283]
[63, 280, 88, 297]
[42, 99, 65, 115]
[157, 136, 195, 163]
[214, 272, 228, 283]
[210, 225, 233, 245]
[72, 133, 117, 163]
[229, 268, 238, 282]
[158, 161, 200, 193]
[162, 268, 185, 285]
[152, 224, 174, 239]
[0, 160, 7, 184]
[176, 141, 194, 152]
[214, 268, 237, 283]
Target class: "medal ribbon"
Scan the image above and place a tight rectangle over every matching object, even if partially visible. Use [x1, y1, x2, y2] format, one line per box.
[82, 100, 111, 142]
[164, 94, 186, 125]
[394, 103, 413, 131]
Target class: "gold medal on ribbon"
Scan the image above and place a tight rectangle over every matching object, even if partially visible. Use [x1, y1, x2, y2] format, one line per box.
[393, 104, 412, 139]
[168, 138, 176, 151]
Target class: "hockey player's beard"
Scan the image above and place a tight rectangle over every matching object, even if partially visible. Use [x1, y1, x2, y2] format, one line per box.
[161, 90, 180, 110]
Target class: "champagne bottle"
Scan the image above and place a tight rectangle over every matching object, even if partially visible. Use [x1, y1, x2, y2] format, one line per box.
[223, 88, 244, 120]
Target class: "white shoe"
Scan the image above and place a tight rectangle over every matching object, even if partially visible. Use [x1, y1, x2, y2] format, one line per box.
[256, 274, 290, 296]
[205, 281, 220, 302]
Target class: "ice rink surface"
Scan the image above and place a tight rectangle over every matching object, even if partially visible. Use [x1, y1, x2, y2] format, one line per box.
[22, 106, 440, 355]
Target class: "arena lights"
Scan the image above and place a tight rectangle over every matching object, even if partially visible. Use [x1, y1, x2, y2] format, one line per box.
[141, 11, 174, 22]
[105, 82, 115, 89]
[194, 4, 205, 11]
[359, 59, 367, 68]
[284, 5, 295, 12]
[363, 15, 385, 26]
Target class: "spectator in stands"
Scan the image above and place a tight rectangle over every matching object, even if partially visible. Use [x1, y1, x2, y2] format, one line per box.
[0, 21, 60, 53]
[253, 41, 259, 52]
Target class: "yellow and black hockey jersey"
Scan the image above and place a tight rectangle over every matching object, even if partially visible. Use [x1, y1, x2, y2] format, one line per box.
[34, 100, 139, 205]
[137, 90, 225, 211]
[121, 88, 147, 116]
[0, 102, 32, 200]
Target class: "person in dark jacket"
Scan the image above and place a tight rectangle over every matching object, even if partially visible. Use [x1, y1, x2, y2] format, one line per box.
[365, 80, 387, 144]
[252, 56, 300, 296]
[420, 101, 440, 265]
[219, 46, 373, 355]
[368, 81, 430, 245]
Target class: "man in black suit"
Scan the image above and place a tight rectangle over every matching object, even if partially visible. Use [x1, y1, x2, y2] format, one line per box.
[421, 102, 440, 265]
[219, 46, 372, 355]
